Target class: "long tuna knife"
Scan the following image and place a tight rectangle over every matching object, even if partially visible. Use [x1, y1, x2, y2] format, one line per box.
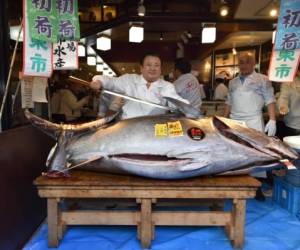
[69, 75, 173, 111]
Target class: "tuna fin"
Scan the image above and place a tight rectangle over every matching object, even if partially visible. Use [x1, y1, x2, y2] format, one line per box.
[163, 97, 203, 119]
[24, 109, 119, 139]
[179, 161, 210, 171]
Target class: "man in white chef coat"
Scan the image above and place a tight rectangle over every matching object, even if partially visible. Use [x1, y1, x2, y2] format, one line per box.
[90, 52, 189, 119]
[224, 53, 277, 136]
[172, 58, 202, 109]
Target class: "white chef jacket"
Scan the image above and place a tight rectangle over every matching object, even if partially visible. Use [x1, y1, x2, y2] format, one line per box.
[214, 83, 228, 101]
[226, 71, 275, 132]
[278, 76, 300, 130]
[173, 73, 202, 109]
[93, 74, 189, 119]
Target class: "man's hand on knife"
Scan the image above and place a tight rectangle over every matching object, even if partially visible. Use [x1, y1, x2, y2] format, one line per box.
[90, 80, 102, 90]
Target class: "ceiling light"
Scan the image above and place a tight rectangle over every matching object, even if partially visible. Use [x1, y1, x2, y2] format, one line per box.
[96, 56, 103, 63]
[96, 63, 104, 72]
[160, 33, 163, 41]
[220, 5, 229, 16]
[87, 46, 96, 55]
[138, 0, 146, 16]
[78, 45, 85, 57]
[269, 8, 278, 17]
[87, 56, 96, 66]
[232, 48, 237, 55]
[97, 35, 111, 51]
[202, 26, 216, 44]
[269, 1, 278, 17]
[10, 25, 23, 41]
[129, 25, 144, 43]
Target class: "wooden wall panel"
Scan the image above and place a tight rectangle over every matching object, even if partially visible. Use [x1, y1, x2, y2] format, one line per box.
[0, 125, 55, 250]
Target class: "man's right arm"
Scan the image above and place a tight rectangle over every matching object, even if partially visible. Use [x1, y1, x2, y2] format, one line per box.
[91, 74, 129, 93]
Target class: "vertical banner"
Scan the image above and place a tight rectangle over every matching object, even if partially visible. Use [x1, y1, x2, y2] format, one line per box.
[57, 0, 80, 41]
[269, 0, 300, 82]
[26, 0, 80, 43]
[53, 40, 78, 70]
[269, 49, 300, 82]
[23, 0, 53, 77]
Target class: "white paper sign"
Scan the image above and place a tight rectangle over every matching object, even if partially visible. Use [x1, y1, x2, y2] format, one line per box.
[21, 79, 34, 109]
[23, 1, 52, 77]
[268, 49, 300, 82]
[53, 40, 78, 70]
[32, 77, 48, 103]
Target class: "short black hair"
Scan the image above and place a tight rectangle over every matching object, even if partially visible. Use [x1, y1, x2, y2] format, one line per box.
[174, 58, 191, 74]
[140, 52, 162, 65]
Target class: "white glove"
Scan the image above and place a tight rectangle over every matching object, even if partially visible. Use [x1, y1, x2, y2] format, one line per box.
[264, 120, 276, 136]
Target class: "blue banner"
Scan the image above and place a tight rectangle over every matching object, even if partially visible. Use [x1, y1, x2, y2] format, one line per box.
[275, 0, 300, 51]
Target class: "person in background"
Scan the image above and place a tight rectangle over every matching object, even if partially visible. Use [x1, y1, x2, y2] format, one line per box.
[57, 82, 90, 122]
[224, 53, 277, 201]
[213, 74, 228, 101]
[172, 58, 202, 109]
[50, 71, 90, 122]
[277, 66, 300, 139]
[224, 53, 276, 136]
[90, 52, 189, 120]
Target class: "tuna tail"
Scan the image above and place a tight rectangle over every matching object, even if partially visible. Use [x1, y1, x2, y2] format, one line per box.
[24, 109, 119, 140]
[163, 97, 203, 119]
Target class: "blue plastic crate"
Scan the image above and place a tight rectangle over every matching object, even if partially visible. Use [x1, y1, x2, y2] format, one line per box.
[273, 176, 300, 219]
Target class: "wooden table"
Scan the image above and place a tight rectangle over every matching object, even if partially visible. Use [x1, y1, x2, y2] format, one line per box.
[34, 171, 260, 249]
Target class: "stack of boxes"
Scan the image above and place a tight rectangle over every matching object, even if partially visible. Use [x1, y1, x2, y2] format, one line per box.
[273, 170, 300, 219]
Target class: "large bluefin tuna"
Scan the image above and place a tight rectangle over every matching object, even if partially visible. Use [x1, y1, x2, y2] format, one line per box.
[25, 110, 298, 179]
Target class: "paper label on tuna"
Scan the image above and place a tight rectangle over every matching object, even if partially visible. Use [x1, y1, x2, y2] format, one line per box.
[168, 121, 183, 137]
[155, 124, 168, 137]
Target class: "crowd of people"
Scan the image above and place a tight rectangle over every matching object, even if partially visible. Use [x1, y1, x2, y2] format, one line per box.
[47, 52, 300, 143]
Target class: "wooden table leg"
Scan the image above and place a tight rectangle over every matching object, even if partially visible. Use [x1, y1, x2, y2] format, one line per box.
[47, 198, 59, 247]
[232, 199, 246, 249]
[140, 198, 152, 249]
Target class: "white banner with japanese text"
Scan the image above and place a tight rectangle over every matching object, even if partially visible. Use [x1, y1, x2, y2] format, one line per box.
[53, 40, 78, 70]
[269, 49, 300, 82]
[23, 0, 53, 77]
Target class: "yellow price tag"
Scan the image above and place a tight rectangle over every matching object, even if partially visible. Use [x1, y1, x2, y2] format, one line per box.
[155, 123, 168, 137]
[167, 121, 183, 137]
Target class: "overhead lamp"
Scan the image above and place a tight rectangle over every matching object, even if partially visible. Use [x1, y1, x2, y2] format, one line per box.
[87, 56, 96, 66]
[269, 1, 278, 17]
[137, 0, 146, 16]
[96, 63, 104, 72]
[78, 44, 86, 57]
[201, 25, 216, 44]
[87, 46, 96, 55]
[129, 25, 144, 43]
[96, 56, 103, 63]
[220, 5, 229, 16]
[270, 8, 278, 17]
[10, 25, 23, 41]
[160, 32, 163, 41]
[232, 47, 237, 55]
[97, 35, 111, 51]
